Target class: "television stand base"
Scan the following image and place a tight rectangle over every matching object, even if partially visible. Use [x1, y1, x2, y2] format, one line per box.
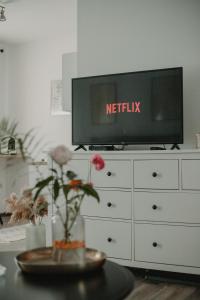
[171, 144, 180, 150]
[150, 146, 166, 150]
[74, 145, 87, 151]
[89, 145, 115, 151]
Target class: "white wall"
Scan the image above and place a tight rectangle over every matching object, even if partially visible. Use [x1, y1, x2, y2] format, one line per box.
[6, 0, 77, 151]
[0, 45, 9, 211]
[77, 0, 200, 148]
[7, 34, 76, 152]
[0, 45, 7, 118]
[0, 2, 77, 215]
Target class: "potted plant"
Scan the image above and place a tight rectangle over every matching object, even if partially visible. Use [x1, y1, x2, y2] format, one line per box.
[5, 189, 48, 250]
[32, 145, 105, 262]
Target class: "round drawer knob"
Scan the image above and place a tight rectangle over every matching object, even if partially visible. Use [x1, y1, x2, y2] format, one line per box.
[107, 237, 112, 242]
[152, 172, 158, 177]
[152, 242, 158, 247]
[107, 202, 112, 207]
[152, 204, 157, 210]
[107, 171, 112, 176]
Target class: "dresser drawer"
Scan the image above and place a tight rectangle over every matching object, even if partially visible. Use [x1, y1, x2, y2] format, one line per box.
[134, 192, 200, 223]
[182, 160, 200, 190]
[135, 223, 200, 267]
[91, 160, 131, 188]
[81, 190, 132, 219]
[85, 219, 132, 259]
[134, 160, 179, 189]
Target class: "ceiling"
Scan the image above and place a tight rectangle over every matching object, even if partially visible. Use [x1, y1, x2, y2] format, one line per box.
[0, 0, 76, 45]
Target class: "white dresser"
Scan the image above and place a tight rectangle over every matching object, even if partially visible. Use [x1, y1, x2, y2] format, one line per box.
[73, 149, 200, 275]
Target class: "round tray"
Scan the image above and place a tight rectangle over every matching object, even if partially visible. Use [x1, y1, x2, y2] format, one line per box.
[15, 247, 106, 274]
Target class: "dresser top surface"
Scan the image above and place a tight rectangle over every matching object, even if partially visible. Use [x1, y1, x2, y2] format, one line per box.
[71, 148, 200, 160]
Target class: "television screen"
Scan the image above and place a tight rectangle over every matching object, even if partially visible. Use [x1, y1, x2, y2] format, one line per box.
[72, 67, 183, 146]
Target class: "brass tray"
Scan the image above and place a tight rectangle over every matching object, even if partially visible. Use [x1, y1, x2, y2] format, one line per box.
[15, 247, 106, 274]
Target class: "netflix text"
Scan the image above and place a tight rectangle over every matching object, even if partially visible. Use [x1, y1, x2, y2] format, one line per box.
[106, 102, 141, 115]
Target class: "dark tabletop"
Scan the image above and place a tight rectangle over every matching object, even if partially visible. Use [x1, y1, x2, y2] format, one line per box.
[0, 252, 135, 300]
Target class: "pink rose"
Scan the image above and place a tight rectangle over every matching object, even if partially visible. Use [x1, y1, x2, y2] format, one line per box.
[49, 145, 72, 166]
[91, 154, 105, 170]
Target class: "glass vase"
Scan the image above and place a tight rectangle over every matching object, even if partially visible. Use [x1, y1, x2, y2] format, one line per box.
[52, 210, 85, 264]
[25, 223, 46, 250]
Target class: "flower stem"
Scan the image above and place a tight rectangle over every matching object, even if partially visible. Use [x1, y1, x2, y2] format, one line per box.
[60, 165, 69, 240]
[67, 194, 84, 234]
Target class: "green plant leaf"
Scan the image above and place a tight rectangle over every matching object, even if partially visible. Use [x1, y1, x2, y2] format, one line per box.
[81, 184, 100, 202]
[66, 170, 77, 180]
[50, 168, 58, 174]
[33, 187, 44, 202]
[53, 179, 60, 202]
[34, 176, 54, 188]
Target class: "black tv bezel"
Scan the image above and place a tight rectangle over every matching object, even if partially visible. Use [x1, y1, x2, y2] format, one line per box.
[72, 67, 183, 146]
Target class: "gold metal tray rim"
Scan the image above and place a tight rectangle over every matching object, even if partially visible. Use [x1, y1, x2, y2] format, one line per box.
[15, 247, 106, 274]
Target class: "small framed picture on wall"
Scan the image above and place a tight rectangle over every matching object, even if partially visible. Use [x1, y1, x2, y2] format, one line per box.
[50, 80, 67, 115]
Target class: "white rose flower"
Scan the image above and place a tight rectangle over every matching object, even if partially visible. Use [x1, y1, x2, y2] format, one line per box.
[49, 145, 72, 166]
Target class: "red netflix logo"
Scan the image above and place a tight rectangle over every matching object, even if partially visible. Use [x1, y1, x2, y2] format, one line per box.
[106, 101, 141, 114]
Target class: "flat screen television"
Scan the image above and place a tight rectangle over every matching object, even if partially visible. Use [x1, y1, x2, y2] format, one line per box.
[72, 67, 183, 147]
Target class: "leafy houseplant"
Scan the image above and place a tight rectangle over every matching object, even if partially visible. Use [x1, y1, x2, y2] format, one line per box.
[0, 117, 43, 160]
[33, 145, 105, 258]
